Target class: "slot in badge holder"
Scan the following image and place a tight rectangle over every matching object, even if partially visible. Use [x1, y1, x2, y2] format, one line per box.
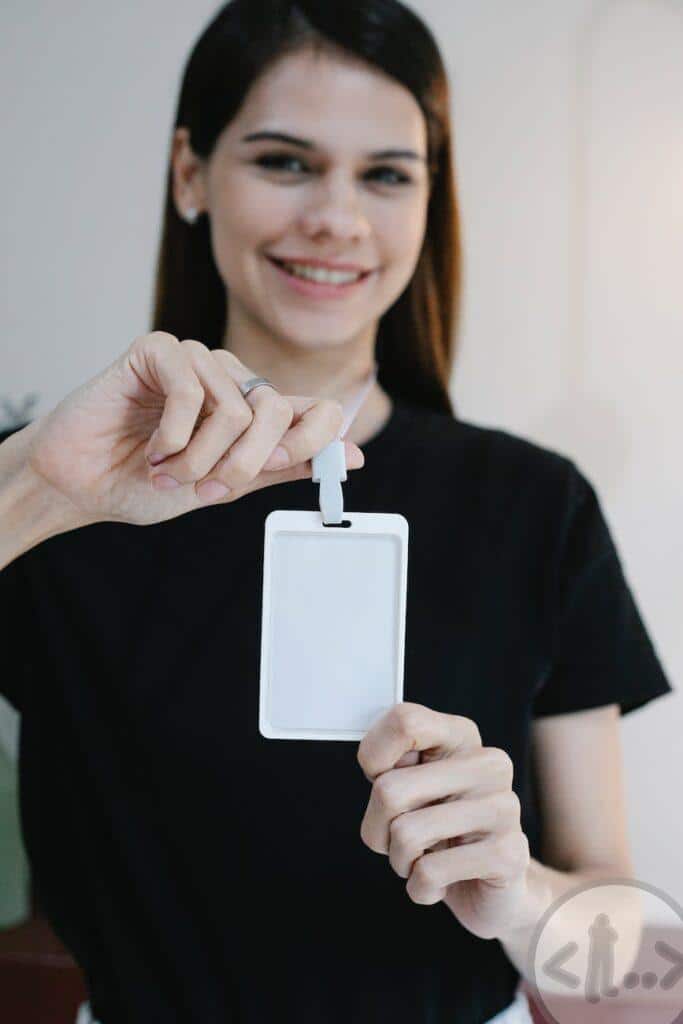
[258, 367, 409, 741]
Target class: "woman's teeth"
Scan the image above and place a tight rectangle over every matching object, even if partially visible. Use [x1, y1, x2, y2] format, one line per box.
[280, 261, 363, 285]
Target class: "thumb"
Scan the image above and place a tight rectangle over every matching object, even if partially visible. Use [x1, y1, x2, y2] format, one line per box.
[263, 439, 364, 472]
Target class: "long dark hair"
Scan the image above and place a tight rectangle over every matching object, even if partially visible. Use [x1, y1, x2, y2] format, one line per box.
[151, 0, 461, 417]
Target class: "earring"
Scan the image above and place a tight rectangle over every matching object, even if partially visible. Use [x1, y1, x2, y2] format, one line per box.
[184, 206, 198, 224]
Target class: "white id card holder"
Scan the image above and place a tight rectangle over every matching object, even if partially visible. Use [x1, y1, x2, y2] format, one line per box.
[258, 508, 409, 740]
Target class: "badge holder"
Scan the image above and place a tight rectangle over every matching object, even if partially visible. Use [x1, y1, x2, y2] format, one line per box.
[258, 365, 409, 741]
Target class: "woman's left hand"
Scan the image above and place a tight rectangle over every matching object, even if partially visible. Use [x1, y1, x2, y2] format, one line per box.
[357, 701, 538, 941]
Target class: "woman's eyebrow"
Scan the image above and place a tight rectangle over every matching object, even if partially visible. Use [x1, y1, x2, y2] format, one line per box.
[241, 130, 427, 163]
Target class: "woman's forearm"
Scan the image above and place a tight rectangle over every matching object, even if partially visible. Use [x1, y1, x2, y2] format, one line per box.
[496, 857, 643, 996]
[0, 420, 90, 570]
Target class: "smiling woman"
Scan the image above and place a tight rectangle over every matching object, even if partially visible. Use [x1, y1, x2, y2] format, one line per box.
[163, 54, 438, 401]
[152, 0, 457, 428]
[0, 1, 674, 1024]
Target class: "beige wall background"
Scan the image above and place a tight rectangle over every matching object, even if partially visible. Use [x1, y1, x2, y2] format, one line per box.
[1, 0, 681, 923]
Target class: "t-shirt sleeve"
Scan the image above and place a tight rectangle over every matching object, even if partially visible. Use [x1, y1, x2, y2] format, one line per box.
[0, 557, 36, 714]
[532, 461, 674, 717]
[0, 423, 37, 715]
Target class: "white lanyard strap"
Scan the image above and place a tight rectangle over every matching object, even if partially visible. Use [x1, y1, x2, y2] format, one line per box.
[338, 360, 378, 439]
[311, 361, 379, 525]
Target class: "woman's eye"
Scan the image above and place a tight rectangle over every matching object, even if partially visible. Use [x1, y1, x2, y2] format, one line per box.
[254, 154, 411, 186]
[368, 166, 411, 185]
[255, 154, 307, 174]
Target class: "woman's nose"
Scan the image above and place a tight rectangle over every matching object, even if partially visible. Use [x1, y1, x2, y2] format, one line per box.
[298, 189, 372, 240]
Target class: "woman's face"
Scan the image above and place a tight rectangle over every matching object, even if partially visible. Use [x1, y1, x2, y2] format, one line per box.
[175, 47, 431, 353]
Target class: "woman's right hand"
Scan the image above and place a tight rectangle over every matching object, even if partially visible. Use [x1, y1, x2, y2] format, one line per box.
[22, 332, 365, 527]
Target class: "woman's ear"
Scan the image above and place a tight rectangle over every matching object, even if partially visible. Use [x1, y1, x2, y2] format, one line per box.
[171, 126, 207, 222]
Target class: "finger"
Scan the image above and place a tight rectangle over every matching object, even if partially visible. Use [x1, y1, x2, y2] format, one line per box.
[360, 751, 486, 855]
[210, 438, 365, 503]
[128, 333, 206, 463]
[202, 385, 296, 492]
[201, 390, 362, 498]
[357, 703, 482, 784]
[147, 340, 260, 485]
[388, 791, 520, 879]
[260, 437, 365, 477]
[254, 395, 345, 470]
[406, 831, 530, 906]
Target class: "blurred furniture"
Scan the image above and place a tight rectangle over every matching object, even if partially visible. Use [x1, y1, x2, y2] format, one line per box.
[0, 882, 88, 1023]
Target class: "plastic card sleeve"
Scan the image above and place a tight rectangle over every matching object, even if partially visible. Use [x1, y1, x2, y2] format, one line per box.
[258, 509, 409, 740]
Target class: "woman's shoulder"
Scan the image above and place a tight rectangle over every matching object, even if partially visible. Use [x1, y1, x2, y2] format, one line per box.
[394, 401, 578, 495]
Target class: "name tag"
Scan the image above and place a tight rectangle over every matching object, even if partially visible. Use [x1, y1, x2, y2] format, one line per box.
[258, 509, 409, 740]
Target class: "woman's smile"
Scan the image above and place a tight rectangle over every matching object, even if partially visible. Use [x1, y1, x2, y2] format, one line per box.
[265, 253, 378, 300]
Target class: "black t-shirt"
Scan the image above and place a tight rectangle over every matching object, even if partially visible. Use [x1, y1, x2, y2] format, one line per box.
[0, 399, 673, 1024]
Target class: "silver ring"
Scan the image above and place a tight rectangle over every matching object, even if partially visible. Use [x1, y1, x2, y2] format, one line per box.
[239, 376, 279, 399]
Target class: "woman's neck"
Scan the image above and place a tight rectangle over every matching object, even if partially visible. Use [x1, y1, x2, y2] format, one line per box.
[221, 321, 391, 448]
[342, 384, 393, 448]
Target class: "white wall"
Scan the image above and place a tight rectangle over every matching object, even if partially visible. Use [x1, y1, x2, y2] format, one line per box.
[1, 0, 680, 922]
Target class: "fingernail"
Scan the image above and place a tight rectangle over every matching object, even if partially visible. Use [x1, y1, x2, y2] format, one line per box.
[196, 480, 230, 502]
[264, 446, 290, 470]
[147, 453, 166, 466]
[151, 474, 180, 490]
[347, 444, 365, 467]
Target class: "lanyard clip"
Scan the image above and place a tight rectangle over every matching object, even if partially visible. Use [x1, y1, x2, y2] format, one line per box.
[311, 440, 347, 525]
[310, 360, 378, 525]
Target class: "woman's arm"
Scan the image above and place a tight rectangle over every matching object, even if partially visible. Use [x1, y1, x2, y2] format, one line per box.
[531, 703, 633, 875]
[0, 419, 90, 571]
[498, 704, 642, 990]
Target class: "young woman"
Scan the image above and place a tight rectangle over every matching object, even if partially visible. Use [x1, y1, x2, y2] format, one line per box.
[0, 2, 673, 1022]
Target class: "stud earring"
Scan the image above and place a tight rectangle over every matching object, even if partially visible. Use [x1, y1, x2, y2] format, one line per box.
[184, 206, 198, 224]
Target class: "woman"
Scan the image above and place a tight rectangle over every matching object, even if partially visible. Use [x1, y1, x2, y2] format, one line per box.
[0, 2, 673, 1022]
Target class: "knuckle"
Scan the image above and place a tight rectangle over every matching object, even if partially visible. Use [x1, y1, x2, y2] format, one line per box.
[235, 404, 254, 432]
[387, 702, 423, 744]
[271, 394, 294, 425]
[506, 789, 522, 822]
[222, 452, 256, 485]
[212, 402, 252, 432]
[148, 330, 179, 346]
[411, 857, 436, 890]
[491, 790, 521, 830]
[176, 382, 205, 406]
[179, 338, 209, 356]
[450, 714, 481, 746]
[485, 746, 514, 782]
[211, 403, 252, 437]
[463, 717, 483, 746]
[388, 815, 416, 854]
[373, 773, 401, 815]
[359, 815, 384, 854]
[213, 348, 241, 368]
[356, 743, 369, 774]
[130, 331, 178, 355]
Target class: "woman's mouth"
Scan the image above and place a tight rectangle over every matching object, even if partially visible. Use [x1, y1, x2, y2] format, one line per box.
[265, 255, 375, 300]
